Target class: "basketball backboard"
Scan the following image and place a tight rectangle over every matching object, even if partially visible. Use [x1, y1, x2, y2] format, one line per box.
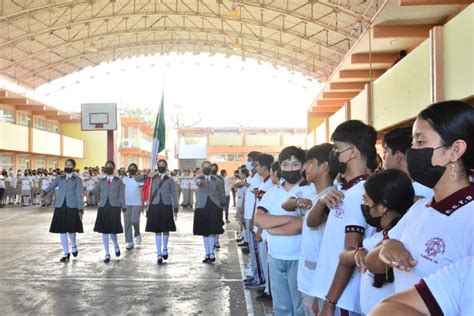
[81, 103, 117, 131]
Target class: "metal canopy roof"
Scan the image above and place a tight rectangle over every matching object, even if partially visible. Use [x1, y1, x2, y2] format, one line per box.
[0, 0, 384, 88]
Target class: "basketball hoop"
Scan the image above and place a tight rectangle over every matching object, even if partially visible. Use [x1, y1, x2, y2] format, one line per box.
[81, 104, 117, 131]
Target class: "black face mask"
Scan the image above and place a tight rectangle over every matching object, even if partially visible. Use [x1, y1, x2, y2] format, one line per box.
[64, 167, 73, 174]
[406, 147, 447, 189]
[158, 166, 167, 174]
[329, 147, 352, 175]
[361, 204, 382, 228]
[128, 169, 137, 176]
[203, 167, 211, 175]
[211, 169, 217, 175]
[104, 167, 114, 175]
[281, 170, 302, 184]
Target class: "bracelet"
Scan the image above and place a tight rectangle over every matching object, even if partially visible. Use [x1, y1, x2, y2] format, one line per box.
[355, 246, 366, 254]
[325, 295, 337, 306]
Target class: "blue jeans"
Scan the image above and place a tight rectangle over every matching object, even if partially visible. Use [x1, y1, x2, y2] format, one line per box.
[269, 255, 304, 316]
[245, 220, 258, 280]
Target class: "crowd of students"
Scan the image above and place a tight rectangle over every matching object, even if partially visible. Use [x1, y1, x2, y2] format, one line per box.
[233, 100, 473, 315]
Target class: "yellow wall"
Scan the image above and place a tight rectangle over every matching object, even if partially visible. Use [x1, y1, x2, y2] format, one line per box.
[62, 135, 84, 158]
[246, 134, 280, 146]
[307, 130, 316, 148]
[282, 134, 306, 147]
[60, 123, 107, 169]
[372, 40, 431, 130]
[209, 133, 243, 146]
[307, 116, 325, 134]
[316, 121, 327, 145]
[32, 129, 61, 156]
[444, 4, 474, 100]
[0, 122, 29, 152]
[329, 107, 346, 138]
[350, 89, 368, 123]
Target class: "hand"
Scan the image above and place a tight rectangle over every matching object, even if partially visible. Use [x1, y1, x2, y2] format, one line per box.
[318, 190, 344, 209]
[379, 239, 418, 272]
[354, 248, 368, 272]
[312, 298, 320, 315]
[249, 221, 254, 231]
[255, 232, 263, 243]
[318, 302, 335, 316]
[147, 170, 157, 178]
[296, 198, 313, 209]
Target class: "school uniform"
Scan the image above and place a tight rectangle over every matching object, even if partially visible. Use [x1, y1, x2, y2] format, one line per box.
[93, 176, 126, 234]
[40, 176, 53, 206]
[122, 176, 143, 248]
[43, 173, 84, 260]
[388, 184, 474, 293]
[180, 176, 192, 207]
[193, 175, 226, 262]
[20, 176, 32, 206]
[0, 175, 5, 206]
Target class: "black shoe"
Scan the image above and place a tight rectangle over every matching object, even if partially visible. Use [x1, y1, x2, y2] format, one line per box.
[256, 293, 272, 301]
[241, 247, 250, 254]
[115, 247, 121, 257]
[209, 256, 216, 263]
[72, 246, 78, 257]
[238, 242, 248, 247]
[215, 243, 221, 249]
[104, 255, 110, 264]
[202, 256, 210, 263]
[236, 237, 244, 242]
[59, 253, 70, 262]
[157, 257, 163, 265]
[163, 251, 168, 260]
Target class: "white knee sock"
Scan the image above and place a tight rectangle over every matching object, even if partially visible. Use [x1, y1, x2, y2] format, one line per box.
[102, 234, 110, 255]
[243, 228, 248, 243]
[209, 235, 216, 257]
[110, 234, 119, 249]
[60, 233, 69, 255]
[68, 233, 77, 248]
[155, 233, 162, 257]
[203, 236, 209, 256]
[163, 233, 169, 254]
[215, 235, 220, 245]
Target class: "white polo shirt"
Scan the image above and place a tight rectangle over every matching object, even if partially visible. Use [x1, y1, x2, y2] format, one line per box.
[415, 256, 473, 316]
[313, 175, 374, 314]
[236, 184, 246, 208]
[413, 181, 433, 199]
[122, 176, 143, 206]
[244, 174, 263, 220]
[360, 231, 395, 314]
[388, 184, 474, 293]
[256, 176, 277, 239]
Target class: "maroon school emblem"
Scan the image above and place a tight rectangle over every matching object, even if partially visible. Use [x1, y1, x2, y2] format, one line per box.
[424, 238, 446, 257]
[333, 205, 344, 218]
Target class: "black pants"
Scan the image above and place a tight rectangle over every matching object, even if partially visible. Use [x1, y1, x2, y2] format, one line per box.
[0, 188, 4, 206]
[224, 195, 230, 220]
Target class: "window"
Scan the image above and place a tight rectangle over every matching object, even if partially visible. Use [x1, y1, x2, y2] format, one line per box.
[0, 108, 14, 124]
[32, 156, 46, 169]
[47, 157, 58, 169]
[209, 153, 243, 162]
[34, 117, 47, 131]
[0, 154, 14, 170]
[17, 154, 30, 170]
[227, 153, 243, 161]
[17, 112, 31, 127]
[128, 126, 140, 139]
[182, 136, 207, 145]
[47, 121, 59, 133]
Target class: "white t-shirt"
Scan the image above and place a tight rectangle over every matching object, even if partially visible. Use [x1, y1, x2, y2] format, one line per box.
[180, 176, 191, 190]
[258, 184, 302, 260]
[236, 184, 246, 208]
[413, 181, 433, 199]
[86, 177, 97, 191]
[41, 177, 51, 190]
[415, 256, 473, 316]
[256, 176, 277, 239]
[223, 177, 233, 196]
[21, 177, 31, 191]
[360, 231, 395, 314]
[244, 174, 263, 220]
[388, 185, 474, 293]
[297, 185, 334, 297]
[313, 176, 374, 313]
[122, 176, 143, 206]
[0, 175, 5, 189]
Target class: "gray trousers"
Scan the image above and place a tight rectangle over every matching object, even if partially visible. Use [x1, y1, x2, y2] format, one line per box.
[123, 205, 141, 243]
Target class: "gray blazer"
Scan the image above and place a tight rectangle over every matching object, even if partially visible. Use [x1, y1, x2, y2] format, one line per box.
[43, 174, 83, 211]
[135, 174, 178, 210]
[92, 176, 126, 208]
[194, 175, 226, 209]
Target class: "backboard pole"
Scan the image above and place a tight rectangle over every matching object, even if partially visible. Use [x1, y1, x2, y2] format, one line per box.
[107, 130, 114, 161]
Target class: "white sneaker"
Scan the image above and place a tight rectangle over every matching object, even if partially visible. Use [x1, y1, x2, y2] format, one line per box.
[135, 234, 142, 245]
[126, 242, 134, 250]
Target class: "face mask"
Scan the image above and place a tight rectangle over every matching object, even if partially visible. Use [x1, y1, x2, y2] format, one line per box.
[245, 161, 253, 171]
[406, 147, 447, 189]
[361, 204, 382, 228]
[128, 169, 137, 175]
[203, 167, 211, 175]
[329, 147, 352, 175]
[104, 167, 114, 175]
[53, 173, 57, 176]
[158, 166, 166, 174]
[211, 169, 217, 175]
[64, 167, 73, 174]
[281, 170, 302, 184]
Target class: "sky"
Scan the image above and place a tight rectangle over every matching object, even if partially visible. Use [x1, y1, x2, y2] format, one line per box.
[2, 53, 323, 128]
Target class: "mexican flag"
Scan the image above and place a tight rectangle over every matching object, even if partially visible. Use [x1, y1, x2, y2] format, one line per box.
[150, 91, 166, 169]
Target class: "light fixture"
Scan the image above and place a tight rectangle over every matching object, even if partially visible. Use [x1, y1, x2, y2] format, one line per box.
[227, 5, 240, 19]
[232, 38, 241, 50]
[86, 42, 98, 52]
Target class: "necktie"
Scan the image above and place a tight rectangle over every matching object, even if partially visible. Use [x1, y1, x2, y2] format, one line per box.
[107, 179, 111, 186]
[206, 178, 210, 187]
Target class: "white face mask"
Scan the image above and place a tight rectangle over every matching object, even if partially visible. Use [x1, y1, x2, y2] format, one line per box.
[245, 161, 253, 171]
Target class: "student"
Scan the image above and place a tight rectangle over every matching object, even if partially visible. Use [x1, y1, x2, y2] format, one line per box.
[136, 160, 178, 264]
[0, 170, 5, 207]
[40, 171, 53, 207]
[93, 160, 126, 264]
[383, 127, 433, 198]
[193, 161, 226, 263]
[41, 159, 84, 262]
[220, 169, 233, 224]
[308, 120, 377, 315]
[366, 100, 474, 294]
[282, 144, 337, 315]
[370, 256, 473, 316]
[122, 163, 143, 250]
[235, 166, 249, 247]
[252, 153, 274, 296]
[354, 169, 414, 314]
[255, 146, 311, 316]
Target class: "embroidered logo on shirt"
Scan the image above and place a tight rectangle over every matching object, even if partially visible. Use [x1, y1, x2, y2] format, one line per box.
[421, 237, 446, 264]
[333, 205, 344, 219]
